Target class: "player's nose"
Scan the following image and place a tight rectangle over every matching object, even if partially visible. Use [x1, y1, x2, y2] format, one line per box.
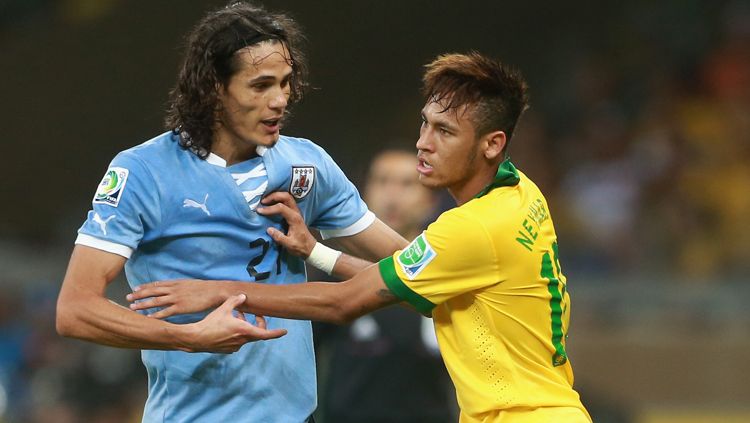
[416, 134, 433, 152]
[268, 88, 288, 110]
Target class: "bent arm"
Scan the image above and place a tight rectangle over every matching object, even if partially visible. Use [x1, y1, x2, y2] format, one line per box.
[57, 245, 285, 352]
[328, 251, 375, 280]
[56, 245, 193, 350]
[325, 218, 408, 279]
[258, 192, 406, 279]
[330, 218, 408, 262]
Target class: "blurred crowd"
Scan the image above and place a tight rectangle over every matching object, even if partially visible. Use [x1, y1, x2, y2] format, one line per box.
[0, 284, 146, 423]
[1, 0, 749, 422]
[511, 1, 750, 281]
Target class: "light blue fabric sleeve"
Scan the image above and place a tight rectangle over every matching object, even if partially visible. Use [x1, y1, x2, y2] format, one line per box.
[77, 151, 161, 252]
[308, 146, 370, 233]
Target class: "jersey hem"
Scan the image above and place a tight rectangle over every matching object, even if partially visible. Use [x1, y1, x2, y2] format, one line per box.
[75, 233, 133, 258]
[378, 256, 435, 314]
[319, 210, 375, 240]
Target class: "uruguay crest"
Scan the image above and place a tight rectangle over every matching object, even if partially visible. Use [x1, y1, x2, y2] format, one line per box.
[290, 166, 315, 199]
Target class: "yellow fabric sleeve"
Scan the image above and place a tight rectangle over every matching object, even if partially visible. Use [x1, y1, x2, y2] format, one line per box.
[378, 207, 500, 308]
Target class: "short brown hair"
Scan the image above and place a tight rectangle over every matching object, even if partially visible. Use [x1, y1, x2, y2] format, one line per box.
[422, 52, 529, 148]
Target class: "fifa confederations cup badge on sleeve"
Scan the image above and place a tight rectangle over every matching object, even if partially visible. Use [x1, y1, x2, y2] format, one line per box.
[289, 166, 316, 199]
[397, 233, 437, 279]
[94, 167, 130, 207]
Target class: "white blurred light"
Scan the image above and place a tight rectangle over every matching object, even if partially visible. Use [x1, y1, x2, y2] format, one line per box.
[350, 315, 379, 341]
[0, 381, 8, 418]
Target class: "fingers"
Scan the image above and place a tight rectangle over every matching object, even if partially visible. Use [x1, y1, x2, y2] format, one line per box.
[231, 313, 286, 341]
[261, 191, 300, 212]
[133, 280, 176, 291]
[245, 315, 286, 340]
[224, 315, 287, 344]
[220, 294, 247, 312]
[127, 285, 171, 302]
[266, 227, 290, 244]
[149, 306, 179, 319]
[129, 296, 171, 311]
[127, 288, 163, 302]
[244, 326, 288, 340]
[204, 326, 287, 353]
[256, 203, 303, 226]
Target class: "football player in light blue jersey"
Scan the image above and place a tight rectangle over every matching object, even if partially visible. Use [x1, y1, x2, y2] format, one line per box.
[55, 2, 407, 422]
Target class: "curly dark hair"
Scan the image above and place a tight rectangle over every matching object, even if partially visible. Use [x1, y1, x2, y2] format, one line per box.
[164, 1, 308, 158]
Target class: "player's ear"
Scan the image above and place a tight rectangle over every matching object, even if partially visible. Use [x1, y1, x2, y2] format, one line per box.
[482, 131, 506, 161]
[216, 81, 227, 97]
[215, 82, 229, 115]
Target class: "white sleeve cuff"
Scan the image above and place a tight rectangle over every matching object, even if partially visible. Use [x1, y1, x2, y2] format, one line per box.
[318, 210, 376, 240]
[75, 233, 134, 259]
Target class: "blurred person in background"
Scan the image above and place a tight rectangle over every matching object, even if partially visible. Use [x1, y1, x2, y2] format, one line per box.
[130, 52, 592, 423]
[55, 2, 405, 422]
[316, 147, 457, 423]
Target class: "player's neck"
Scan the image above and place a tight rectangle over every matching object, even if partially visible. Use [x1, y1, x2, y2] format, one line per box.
[448, 167, 496, 206]
[211, 130, 259, 166]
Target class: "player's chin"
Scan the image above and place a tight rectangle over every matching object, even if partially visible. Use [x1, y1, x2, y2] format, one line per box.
[254, 132, 280, 148]
[417, 174, 441, 188]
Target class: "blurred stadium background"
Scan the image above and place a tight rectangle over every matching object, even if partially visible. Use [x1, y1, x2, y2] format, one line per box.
[1, 0, 749, 422]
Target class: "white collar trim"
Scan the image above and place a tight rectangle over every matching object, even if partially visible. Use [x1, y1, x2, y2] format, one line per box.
[207, 146, 268, 167]
[206, 153, 227, 167]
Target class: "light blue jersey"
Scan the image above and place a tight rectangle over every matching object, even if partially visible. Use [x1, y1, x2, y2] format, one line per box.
[76, 131, 373, 422]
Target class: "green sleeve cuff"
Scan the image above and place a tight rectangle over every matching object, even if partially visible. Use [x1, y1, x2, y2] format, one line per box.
[378, 256, 436, 315]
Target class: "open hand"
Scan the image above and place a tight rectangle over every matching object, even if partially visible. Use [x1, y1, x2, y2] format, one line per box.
[127, 279, 228, 319]
[184, 294, 287, 353]
[257, 191, 316, 258]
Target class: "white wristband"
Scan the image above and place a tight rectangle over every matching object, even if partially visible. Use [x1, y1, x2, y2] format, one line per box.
[305, 242, 342, 275]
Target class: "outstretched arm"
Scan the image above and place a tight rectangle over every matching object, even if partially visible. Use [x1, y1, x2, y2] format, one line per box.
[57, 245, 286, 353]
[240, 264, 399, 324]
[129, 264, 400, 325]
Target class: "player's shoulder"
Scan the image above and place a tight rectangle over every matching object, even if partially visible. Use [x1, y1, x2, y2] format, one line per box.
[471, 170, 552, 235]
[272, 135, 330, 160]
[428, 204, 486, 238]
[113, 131, 181, 167]
[476, 170, 542, 209]
[447, 178, 532, 235]
[272, 135, 351, 172]
[267, 135, 346, 184]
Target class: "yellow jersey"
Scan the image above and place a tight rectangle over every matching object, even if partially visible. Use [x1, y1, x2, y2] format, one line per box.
[378, 160, 590, 423]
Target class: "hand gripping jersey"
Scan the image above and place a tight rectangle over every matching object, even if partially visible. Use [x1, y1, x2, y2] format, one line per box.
[378, 160, 591, 423]
[76, 131, 373, 422]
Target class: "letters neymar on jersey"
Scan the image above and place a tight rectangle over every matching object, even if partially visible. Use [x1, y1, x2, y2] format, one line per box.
[516, 198, 549, 251]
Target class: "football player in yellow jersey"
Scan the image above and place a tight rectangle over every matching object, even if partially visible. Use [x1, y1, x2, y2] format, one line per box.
[129, 52, 591, 422]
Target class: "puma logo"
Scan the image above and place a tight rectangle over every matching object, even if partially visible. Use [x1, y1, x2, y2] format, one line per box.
[183, 193, 210, 216]
[93, 212, 115, 235]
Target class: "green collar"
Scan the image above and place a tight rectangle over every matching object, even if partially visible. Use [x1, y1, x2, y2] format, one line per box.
[474, 158, 520, 198]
